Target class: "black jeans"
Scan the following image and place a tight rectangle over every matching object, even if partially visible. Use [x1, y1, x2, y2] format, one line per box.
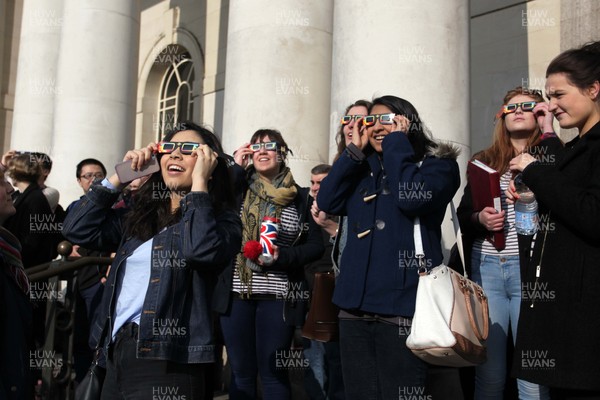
[220, 298, 296, 400]
[101, 323, 206, 400]
[339, 318, 428, 400]
[550, 388, 600, 400]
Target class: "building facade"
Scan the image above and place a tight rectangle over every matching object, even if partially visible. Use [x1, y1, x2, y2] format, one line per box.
[0, 0, 598, 241]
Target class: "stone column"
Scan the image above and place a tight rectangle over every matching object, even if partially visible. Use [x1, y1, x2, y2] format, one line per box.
[11, 0, 64, 152]
[330, 0, 470, 250]
[222, 0, 333, 187]
[330, 0, 469, 156]
[51, 0, 140, 204]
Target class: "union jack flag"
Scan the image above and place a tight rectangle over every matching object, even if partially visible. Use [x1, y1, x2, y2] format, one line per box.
[260, 216, 280, 257]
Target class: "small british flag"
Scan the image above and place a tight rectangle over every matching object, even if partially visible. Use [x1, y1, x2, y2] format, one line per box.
[260, 216, 279, 264]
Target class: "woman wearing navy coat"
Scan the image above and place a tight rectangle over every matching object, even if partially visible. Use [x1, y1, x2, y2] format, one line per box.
[316, 95, 461, 399]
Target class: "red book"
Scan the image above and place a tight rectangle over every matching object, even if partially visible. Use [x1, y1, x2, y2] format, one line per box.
[467, 159, 505, 251]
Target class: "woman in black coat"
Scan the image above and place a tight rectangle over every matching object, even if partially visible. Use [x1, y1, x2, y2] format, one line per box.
[0, 170, 32, 400]
[4, 154, 57, 352]
[508, 41, 600, 397]
[4, 154, 56, 269]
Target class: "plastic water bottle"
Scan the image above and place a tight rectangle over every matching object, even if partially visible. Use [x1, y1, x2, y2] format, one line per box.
[514, 174, 538, 235]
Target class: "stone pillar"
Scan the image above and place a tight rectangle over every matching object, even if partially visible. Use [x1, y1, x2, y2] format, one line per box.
[222, 0, 333, 187]
[330, 0, 470, 251]
[11, 0, 64, 152]
[330, 0, 469, 157]
[51, 0, 140, 205]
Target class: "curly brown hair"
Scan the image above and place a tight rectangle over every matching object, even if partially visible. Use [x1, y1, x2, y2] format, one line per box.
[7, 153, 42, 183]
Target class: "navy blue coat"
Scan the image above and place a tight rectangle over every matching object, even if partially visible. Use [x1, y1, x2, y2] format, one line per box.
[317, 132, 460, 317]
[62, 184, 241, 363]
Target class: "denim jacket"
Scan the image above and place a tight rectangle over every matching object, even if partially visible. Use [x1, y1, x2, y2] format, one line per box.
[62, 183, 241, 363]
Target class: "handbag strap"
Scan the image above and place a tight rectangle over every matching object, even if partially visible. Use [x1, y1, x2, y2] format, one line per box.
[413, 201, 467, 278]
[450, 201, 468, 279]
[413, 217, 426, 274]
[412, 160, 426, 273]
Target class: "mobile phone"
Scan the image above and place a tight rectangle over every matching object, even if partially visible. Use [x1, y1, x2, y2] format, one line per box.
[115, 156, 160, 184]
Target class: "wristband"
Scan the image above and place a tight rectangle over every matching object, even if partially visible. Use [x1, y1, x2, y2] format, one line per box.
[346, 143, 366, 162]
[540, 131, 557, 140]
[472, 211, 481, 225]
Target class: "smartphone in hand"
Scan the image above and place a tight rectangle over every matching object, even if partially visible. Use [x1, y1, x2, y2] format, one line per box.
[115, 156, 160, 184]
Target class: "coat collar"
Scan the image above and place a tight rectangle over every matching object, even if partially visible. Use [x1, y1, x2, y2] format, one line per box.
[558, 121, 600, 168]
[13, 182, 40, 208]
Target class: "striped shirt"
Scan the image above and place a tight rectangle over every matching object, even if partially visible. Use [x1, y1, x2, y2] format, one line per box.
[473, 170, 520, 256]
[232, 205, 301, 295]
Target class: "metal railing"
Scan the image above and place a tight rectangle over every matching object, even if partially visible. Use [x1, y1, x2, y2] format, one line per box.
[26, 241, 113, 400]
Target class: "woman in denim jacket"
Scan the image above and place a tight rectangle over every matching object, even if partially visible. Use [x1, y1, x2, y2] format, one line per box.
[62, 122, 241, 399]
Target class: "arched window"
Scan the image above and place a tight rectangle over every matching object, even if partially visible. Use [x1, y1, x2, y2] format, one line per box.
[157, 50, 195, 137]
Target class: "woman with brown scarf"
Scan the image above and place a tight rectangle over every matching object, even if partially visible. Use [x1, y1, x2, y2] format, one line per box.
[214, 129, 324, 400]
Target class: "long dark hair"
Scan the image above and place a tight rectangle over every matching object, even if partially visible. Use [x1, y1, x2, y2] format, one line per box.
[124, 121, 235, 241]
[371, 95, 436, 161]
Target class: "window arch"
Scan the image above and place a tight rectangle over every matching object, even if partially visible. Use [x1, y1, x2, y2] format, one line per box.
[157, 50, 195, 138]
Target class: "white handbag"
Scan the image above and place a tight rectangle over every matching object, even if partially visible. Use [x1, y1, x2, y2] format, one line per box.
[406, 203, 489, 367]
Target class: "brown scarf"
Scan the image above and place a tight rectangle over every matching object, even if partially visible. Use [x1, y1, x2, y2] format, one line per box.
[236, 167, 297, 294]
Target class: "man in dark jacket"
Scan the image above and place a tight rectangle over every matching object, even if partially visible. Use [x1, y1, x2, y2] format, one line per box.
[302, 164, 345, 400]
[65, 158, 110, 382]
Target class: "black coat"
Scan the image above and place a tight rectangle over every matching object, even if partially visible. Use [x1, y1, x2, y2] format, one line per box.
[4, 183, 57, 269]
[0, 268, 33, 400]
[512, 122, 600, 390]
[0, 258, 32, 399]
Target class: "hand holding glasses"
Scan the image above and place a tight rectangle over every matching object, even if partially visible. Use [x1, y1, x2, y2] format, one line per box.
[532, 102, 555, 133]
[349, 116, 369, 151]
[392, 114, 411, 134]
[191, 143, 219, 192]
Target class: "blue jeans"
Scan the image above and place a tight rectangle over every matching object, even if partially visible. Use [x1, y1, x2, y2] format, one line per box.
[471, 250, 549, 400]
[339, 318, 427, 400]
[220, 297, 295, 400]
[302, 338, 345, 400]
